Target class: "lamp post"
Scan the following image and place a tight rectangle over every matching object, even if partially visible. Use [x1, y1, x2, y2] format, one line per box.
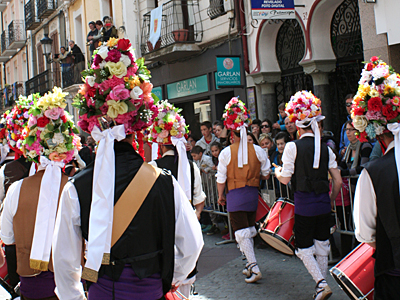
[40, 33, 53, 64]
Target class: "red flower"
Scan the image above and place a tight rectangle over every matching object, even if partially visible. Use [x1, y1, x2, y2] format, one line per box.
[37, 116, 50, 127]
[382, 104, 399, 120]
[367, 97, 383, 112]
[117, 39, 131, 51]
[370, 56, 379, 62]
[61, 115, 67, 123]
[357, 131, 368, 143]
[164, 122, 173, 131]
[352, 106, 365, 116]
[366, 63, 374, 71]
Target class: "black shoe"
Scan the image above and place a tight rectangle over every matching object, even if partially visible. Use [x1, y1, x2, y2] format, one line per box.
[206, 225, 220, 235]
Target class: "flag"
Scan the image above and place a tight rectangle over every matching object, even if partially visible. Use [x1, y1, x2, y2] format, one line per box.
[149, 5, 163, 48]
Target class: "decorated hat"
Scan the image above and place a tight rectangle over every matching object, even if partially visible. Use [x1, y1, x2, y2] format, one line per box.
[0, 111, 10, 163]
[73, 37, 158, 135]
[285, 90, 325, 168]
[222, 97, 251, 131]
[22, 87, 81, 164]
[151, 100, 188, 145]
[5, 94, 38, 156]
[351, 56, 400, 142]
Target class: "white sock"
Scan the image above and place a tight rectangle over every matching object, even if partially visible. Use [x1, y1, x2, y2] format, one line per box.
[315, 255, 328, 278]
[301, 254, 324, 284]
[238, 238, 260, 273]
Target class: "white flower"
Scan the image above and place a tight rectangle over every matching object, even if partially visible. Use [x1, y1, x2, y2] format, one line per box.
[311, 104, 318, 112]
[353, 115, 369, 132]
[99, 61, 107, 69]
[97, 46, 109, 59]
[374, 123, 385, 136]
[52, 133, 65, 144]
[28, 150, 37, 158]
[120, 54, 131, 67]
[86, 76, 96, 87]
[359, 70, 372, 85]
[130, 86, 143, 99]
[129, 48, 136, 61]
[10, 140, 16, 147]
[371, 64, 390, 81]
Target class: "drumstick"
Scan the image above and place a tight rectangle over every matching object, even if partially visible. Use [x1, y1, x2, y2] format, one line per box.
[272, 163, 279, 169]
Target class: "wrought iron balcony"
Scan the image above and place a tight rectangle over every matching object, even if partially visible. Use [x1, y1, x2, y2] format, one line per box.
[37, 0, 56, 19]
[207, 0, 226, 19]
[1, 31, 16, 56]
[25, 0, 41, 30]
[25, 70, 52, 96]
[8, 20, 26, 50]
[140, 0, 203, 60]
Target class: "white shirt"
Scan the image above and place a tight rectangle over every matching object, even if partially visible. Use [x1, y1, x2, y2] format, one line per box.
[216, 143, 270, 184]
[149, 150, 206, 206]
[280, 133, 338, 178]
[353, 141, 395, 244]
[52, 178, 204, 300]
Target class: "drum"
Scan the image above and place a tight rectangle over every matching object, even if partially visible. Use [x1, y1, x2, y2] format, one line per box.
[330, 243, 375, 300]
[256, 193, 270, 223]
[258, 197, 295, 255]
[165, 290, 188, 300]
[0, 243, 7, 282]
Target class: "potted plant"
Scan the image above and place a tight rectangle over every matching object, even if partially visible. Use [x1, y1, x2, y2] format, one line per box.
[172, 29, 189, 42]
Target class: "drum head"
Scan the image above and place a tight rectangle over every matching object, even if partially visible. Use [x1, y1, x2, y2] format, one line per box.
[259, 230, 294, 256]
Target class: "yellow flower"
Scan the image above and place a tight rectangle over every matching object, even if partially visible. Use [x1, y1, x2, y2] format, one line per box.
[170, 129, 178, 136]
[107, 100, 128, 119]
[234, 117, 241, 123]
[368, 89, 379, 98]
[124, 77, 129, 82]
[163, 138, 169, 144]
[132, 76, 141, 87]
[107, 37, 118, 47]
[384, 85, 395, 96]
[105, 61, 127, 79]
[159, 124, 165, 129]
[37, 87, 68, 109]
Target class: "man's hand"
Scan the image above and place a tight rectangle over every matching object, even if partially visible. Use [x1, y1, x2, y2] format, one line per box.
[218, 195, 226, 206]
[170, 283, 179, 293]
[272, 122, 280, 129]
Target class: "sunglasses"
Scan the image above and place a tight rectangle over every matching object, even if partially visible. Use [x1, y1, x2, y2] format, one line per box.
[261, 125, 270, 128]
[346, 103, 352, 107]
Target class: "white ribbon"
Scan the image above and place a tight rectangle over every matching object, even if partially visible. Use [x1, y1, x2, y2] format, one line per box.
[296, 115, 325, 169]
[85, 125, 126, 274]
[388, 123, 400, 195]
[151, 142, 159, 161]
[238, 124, 248, 168]
[0, 144, 9, 164]
[30, 156, 64, 268]
[29, 162, 36, 176]
[171, 136, 191, 200]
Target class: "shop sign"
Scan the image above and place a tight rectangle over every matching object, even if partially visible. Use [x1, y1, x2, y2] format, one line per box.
[251, 0, 295, 20]
[167, 75, 208, 99]
[216, 56, 241, 87]
[152, 86, 163, 100]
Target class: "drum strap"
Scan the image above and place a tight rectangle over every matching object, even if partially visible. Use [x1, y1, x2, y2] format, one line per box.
[111, 163, 162, 247]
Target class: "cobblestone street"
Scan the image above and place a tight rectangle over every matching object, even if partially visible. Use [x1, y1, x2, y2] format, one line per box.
[192, 232, 348, 300]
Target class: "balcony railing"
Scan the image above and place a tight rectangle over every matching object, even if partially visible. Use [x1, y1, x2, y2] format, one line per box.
[25, 0, 41, 30]
[140, 0, 203, 55]
[37, 0, 56, 19]
[25, 70, 52, 96]
[8, 20, 26, 49]
[207, 0, 226, 19]
[1, 31, 7, 54]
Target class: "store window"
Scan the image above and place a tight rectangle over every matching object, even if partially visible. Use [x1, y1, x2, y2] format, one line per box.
[194, 99, 211, 123]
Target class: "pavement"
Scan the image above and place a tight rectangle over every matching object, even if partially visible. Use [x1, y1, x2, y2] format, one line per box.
[191, 230, 349, 300]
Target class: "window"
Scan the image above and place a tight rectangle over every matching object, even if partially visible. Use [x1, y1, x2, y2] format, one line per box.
[207, 0, 225, 20]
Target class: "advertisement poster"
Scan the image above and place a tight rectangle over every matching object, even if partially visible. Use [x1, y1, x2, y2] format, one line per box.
[216, 56, 241, 87]
[251, 0, 295, 20]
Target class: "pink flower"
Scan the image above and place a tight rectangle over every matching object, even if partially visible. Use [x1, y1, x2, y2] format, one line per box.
[99, 76, 125, 93]
[28, 116, 37, 127]
[126, 66, 137, 77]
[105, 49, 122, 63]
[110, 84, 130, 101]
[44, 107, 64, 120]
[366, 110, 385, 121]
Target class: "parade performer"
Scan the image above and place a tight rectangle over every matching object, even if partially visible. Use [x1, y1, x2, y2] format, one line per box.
[275, 91, 342, 300]
[53, 37, 203, 300]
[0, 111, 13, 166]
[217, 97, 270, 283]
[353, 57, 400, 299]
[0, 87, 81, 299]
[149, 100, 205, 298]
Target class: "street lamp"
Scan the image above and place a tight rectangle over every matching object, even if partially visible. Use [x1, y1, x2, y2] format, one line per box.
[40, 33, 53, 64]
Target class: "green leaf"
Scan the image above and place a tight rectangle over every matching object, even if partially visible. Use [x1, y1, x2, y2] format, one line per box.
[151, 92, 160, 103]
[47, 123, 54, 131]
[136, 57, 144, 68]
[95, 99, 105, 109]
[25, 135, 36, 147]
[30, 108, 42, 116]
[126, 101, 136, 112]
[375, 77, 385, 86]
[73, 127, 79, 134]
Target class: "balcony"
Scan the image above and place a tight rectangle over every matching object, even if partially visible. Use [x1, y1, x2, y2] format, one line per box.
[25, 0, 41, 30]
[1, 31, 16, 56]
[37, 0, 56, 19]
[25, 70, 52, 95]
[0, 2, 7, 12]
[207, 0, 226, 20]
[140, 0, 203, 61]
[8, 20, 26, 49]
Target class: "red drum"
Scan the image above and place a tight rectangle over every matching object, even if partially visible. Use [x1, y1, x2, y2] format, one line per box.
[258, 197, 295, 255]
[0, 243, 7, 282]
[165, 290, 188, 300]
[256, 193, 270, 223]
[330, 243, 375, 300]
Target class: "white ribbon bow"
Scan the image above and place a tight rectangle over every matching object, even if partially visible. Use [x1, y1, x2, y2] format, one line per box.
[30, 156, 64, 269]
[0, 144, 9, 165]
[151, 142, 159, 161]
[85, 125, 126, 274]
[238, 124, 248, 168]
[171, 136, 191, 200]
[388, 123, 400, 195]
[296, 115, 325, 169]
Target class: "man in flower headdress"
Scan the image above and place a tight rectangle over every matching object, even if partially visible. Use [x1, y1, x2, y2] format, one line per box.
[217, 97, 270, 283]
[275, 91, 342, 300]
[53, 37, 203, 300]
[353, 57, 400, 299]
[0, 87, 81, 299]
[149, 100, 205, 298]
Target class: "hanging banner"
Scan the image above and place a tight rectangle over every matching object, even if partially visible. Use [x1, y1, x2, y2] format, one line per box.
[251, 0, 295, 20]
[216, 56, 241, 88]
[149, 5, 163, 48]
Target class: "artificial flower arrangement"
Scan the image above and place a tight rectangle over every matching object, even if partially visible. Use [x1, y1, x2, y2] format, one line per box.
[285, 91, 322, 123]
[73, 37, 158, 135]
[0, 111, 9, 146]
[223, 97, 251, 130]
[22, 87, 81, 164]
[5, 94, 39, 153]
[151, 100, 189, 144]
[351, 56, 400, 142]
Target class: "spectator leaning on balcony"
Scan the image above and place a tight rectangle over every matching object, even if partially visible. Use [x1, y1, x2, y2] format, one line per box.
[87, 21, 98, 59]
[54, 46, 74, 87]
[68, 40, 85, 83]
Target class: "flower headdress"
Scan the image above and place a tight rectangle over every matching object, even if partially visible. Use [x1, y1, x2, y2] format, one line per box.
[351, 56, 400, 142]
[5, 94, 38, 155]
[223, 97, 251, 168]
[285, 90, 325, 168]
[151, 100, 188, 145]
[22, 87, 81, 164]
[222, 97, 251, 131]
[0, 111, 10, 163]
